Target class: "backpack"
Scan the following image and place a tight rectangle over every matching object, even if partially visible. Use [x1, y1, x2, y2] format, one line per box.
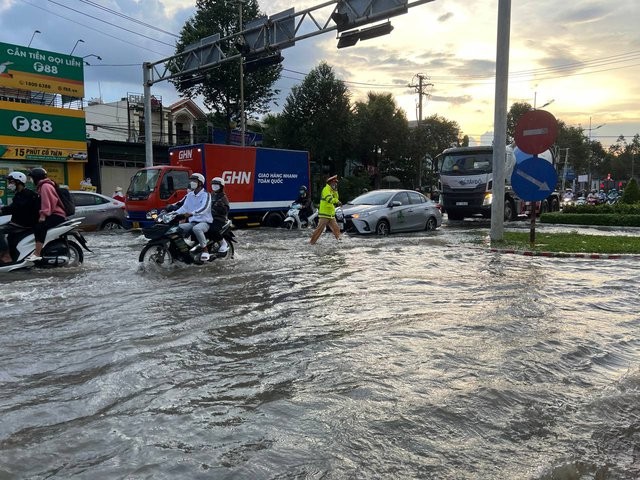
[56, 186, 76, 216]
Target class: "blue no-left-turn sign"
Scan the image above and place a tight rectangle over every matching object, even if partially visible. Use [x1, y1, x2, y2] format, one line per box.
[511, 156, 558, 201]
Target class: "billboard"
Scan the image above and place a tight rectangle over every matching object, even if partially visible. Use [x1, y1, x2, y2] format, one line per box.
[0, 42, 84, 98]
[0, 100, 87, 163]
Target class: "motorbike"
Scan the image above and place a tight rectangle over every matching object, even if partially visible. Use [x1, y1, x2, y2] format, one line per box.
[0, 215, 91, 272]
[139, 210, 236, 266]
[282, 203, 319, 230]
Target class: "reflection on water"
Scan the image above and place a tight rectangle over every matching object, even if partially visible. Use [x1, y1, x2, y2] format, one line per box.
[1, 227, 639, 479]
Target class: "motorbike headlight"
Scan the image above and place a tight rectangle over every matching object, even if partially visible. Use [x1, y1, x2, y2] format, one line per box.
[483, 193, 493, 206]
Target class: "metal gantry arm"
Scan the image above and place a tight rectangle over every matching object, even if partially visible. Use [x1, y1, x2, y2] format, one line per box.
[143, 0, 437, 165]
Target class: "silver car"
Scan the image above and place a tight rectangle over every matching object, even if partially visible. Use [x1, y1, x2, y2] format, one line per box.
[341, 189, 442, 235]
[69, 191, 126, 231]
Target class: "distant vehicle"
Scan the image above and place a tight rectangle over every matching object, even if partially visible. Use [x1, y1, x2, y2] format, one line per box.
[561, 190, 575, 208]
[341, 189, 442, 235]
[69, 191, 125, 231]
[436, 145, 561, 221]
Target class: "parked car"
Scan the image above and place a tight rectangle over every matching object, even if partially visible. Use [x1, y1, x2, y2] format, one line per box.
[341, 189, 442, 235]
[69, 190, 126, 231]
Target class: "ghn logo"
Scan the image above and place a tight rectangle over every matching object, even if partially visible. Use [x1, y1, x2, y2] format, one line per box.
[222, 170, 252, 184]
[177, 149, 193, 161]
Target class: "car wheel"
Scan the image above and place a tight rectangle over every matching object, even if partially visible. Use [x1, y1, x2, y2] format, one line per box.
[375, 220, 390, 235]
[504, 199, 515, 222]
[425, 216, 437, 231]
[101, 219, 122, 230]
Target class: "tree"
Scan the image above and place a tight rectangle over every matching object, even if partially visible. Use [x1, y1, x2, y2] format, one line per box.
[620, 178, 640, 204]
[408, 114, 461, 189]
[279, 62, 353, 177]
[353, 92, 409, 188]
[506, 102, 533, 144]
[172, 0, 281, 144]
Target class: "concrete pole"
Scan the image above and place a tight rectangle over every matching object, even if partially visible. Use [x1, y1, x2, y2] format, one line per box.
[143, 63, 153, 167]
[239, 2, 246, 147]
[489, 0, 511, 241]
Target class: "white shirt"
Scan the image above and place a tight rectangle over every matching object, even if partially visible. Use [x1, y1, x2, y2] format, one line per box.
[176, 189, 213, 223]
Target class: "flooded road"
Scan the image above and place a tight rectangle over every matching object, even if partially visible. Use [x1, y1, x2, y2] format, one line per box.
[1, 224, 639, 479]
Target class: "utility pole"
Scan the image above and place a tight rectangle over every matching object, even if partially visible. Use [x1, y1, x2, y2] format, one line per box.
[409, 73, 433, 188]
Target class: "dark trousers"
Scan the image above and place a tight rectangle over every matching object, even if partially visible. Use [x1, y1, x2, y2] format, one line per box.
[34, 214, 66, 243]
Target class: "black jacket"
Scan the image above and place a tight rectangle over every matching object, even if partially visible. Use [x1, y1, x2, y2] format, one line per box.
[1, 188, 40, 227]
[211, 192, 230, 223]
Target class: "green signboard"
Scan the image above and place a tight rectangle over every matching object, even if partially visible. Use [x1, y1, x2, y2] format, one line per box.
[0, 42, 84, 97]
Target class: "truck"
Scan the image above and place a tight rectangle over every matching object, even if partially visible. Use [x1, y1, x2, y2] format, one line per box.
[436, 145, 561, 221]
[124, 144, 310, 229]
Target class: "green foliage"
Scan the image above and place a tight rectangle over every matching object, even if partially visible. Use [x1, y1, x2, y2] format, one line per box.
[279, 62, 353, 175]
[496, 232, 640, 254]
[506, 102, 533, 144]
[336, 174, 372, 203]
[562, 202, 640, 215]
[540, 212, 640, 227]
[621, 178, 640, 203]
[353, 92, 409, 188]
[172, 0, 280, 143]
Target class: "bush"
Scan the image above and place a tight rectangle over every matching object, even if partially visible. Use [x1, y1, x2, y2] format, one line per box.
[541, 212, 640, 226]
[562, 203, 640, 215]
[621, 178, 640, 204]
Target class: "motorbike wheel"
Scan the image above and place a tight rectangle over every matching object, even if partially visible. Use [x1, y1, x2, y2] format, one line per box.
[139, 241, 174, 266]
[284, 220, 295, 230]
[43, 240, 83, 267]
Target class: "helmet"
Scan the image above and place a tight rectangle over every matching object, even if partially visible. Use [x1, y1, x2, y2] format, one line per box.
[299, 185, 308, 192]
[189, 173, 205, 185]
[7, 171, 27, 184]
[28, 167, 47, 183]
[211, 176, 225, 187]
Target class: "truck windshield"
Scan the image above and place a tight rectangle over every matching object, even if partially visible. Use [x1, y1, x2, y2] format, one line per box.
[127, 168, 161, 200]
[440, 153, 493, 175]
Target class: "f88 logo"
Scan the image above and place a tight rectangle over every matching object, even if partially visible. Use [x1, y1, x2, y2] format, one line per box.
[11, 116, 53, 134]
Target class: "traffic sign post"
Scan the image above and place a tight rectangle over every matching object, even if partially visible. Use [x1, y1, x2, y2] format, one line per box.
[513, 110, 559, 246]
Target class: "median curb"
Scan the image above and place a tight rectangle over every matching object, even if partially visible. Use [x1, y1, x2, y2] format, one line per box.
[489, 248, 640, 260]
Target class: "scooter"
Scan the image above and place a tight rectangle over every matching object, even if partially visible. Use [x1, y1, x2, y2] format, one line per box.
[139, 210, 236, 266]
[282, 203, 319, 230]
[0, 215, 91, 272]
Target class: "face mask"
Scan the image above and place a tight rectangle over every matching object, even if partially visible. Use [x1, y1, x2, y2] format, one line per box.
[7, 183, 16, 191]
[212, 184, 220, 192]
[189, 181, 198, 190]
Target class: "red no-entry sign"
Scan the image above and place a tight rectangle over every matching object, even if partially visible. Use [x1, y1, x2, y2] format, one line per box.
[514, 110, 558, 155]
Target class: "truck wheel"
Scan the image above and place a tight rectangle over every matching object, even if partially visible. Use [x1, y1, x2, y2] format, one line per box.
[550, 198, 560, 212]
[540, 200, 549, 214]
[504, 199, 515, 222]
[263, 212, 283, 228]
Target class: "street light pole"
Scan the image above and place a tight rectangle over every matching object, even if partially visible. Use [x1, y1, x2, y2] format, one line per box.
[235, 0, 246, 147]
[70, 39, 84, 56]
[586, 116, 605, 190]
[28, 30, 41, 48]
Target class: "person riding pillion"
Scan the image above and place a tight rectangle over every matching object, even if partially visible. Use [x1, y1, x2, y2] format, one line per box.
[310, 175, 341, 245]
[210, 176, 230, 254]
[27, 168, 66, 262]
[174, 173, 213, 261]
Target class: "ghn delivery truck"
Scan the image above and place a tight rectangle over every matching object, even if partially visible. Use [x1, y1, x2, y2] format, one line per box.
[124, 144, 310, 229]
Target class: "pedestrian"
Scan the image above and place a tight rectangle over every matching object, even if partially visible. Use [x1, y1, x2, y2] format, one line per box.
[112, 186, 125, 202]
[310, 175, 341, 245]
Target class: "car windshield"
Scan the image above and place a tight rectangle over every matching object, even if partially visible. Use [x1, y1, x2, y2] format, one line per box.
[348, 191, 394, 206]
[440, 153, 493, 175]
[128, 169, 160, 199]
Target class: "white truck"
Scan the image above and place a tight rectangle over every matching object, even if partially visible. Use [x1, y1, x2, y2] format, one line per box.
[436, 145, 561, 221]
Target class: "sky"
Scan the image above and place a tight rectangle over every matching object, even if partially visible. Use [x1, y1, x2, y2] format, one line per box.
[1, 0, 639, 148]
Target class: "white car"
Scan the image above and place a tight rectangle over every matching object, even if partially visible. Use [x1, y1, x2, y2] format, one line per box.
[69, 191, 126, 231]
[341, 189, 442, 235]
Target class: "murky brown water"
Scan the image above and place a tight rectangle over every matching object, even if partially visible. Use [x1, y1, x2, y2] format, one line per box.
[1, 225, 639, 479]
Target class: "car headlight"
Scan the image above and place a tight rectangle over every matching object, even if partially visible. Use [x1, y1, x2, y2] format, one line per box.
[482, 193, 493, 206]
[351, 212, 371, 219]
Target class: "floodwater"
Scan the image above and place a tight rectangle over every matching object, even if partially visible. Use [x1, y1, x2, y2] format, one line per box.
[1, 224, 639, 479]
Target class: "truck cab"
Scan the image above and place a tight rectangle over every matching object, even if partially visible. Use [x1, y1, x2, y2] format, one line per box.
[124, 166, 191, 229]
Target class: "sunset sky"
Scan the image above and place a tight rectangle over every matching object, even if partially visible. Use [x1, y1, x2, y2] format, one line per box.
[2, 0, 639, 147]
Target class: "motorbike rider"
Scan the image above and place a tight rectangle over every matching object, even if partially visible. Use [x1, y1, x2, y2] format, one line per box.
[294, 185, 313, 224]
[0, 172, 40, 263]
[209, 176, 230, 254]
[27, 168, 66, 262]
[173, 173, 213, 261]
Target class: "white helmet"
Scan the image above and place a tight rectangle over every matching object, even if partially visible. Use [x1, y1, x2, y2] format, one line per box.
[189, 173, 205, 185]
[211, 176, 225, 187]
[7, 171, 27, 184]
